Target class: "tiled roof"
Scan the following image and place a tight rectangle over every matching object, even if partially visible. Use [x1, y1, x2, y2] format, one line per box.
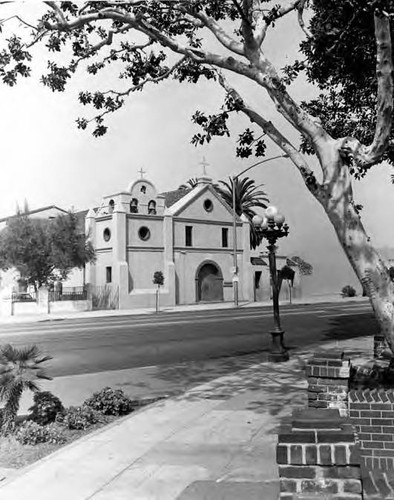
[160, 189, 190, 208]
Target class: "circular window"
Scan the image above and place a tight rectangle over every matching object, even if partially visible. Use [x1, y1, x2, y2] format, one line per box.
[204, 199, 213, 212]
[138, 226, 151, 241]
[103, 228, 111, 242]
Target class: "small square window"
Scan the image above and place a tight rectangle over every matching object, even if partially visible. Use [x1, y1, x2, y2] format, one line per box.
[106, 266, 112, 283]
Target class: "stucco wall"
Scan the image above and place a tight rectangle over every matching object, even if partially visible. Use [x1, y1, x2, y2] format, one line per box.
[93, 250, 114, 286]
[174, 250, 243, 304]
[127, 216, 164, 248]
[128, 249, 165, 290]
[173, 220, 241, 249]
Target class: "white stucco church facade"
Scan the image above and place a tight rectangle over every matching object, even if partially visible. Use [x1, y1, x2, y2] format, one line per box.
[84, 171, 300, 309]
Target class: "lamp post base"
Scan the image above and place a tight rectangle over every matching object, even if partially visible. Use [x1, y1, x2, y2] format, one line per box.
[268, 329, 289, 363]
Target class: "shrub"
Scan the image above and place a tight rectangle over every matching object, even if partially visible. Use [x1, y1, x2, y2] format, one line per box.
[341, 285, 356, 297]
[84, 387, 133, 416]
[56, 405, 105, 430]
[15, 421, 66, 445]
[29, 391, 65, 426]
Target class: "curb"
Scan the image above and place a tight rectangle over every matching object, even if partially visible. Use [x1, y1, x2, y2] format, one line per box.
[0, 394, 169, 488]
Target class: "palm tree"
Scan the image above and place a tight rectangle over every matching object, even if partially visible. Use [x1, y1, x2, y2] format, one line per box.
[178, 177, 199, 190]
[215, 176, 269, 249]
[0, 344, 52, 433]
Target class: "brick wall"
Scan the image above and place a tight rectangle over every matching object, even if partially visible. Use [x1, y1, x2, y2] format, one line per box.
[349, 388, 394, 470]
[277, 408, 362, 499]
[306, 351, 351, 416]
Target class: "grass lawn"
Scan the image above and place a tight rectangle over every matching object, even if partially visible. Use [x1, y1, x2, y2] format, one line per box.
[0, 416, 117, 470]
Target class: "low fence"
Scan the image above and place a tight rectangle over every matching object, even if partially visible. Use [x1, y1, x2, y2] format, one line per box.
[49, 286, 87, 302]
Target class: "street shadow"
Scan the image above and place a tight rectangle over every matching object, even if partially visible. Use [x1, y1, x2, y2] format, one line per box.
[321, 313, 377, 343]
[157, 354, 308, 423]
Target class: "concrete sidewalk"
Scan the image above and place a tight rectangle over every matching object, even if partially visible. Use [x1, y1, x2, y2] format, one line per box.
[0, 294, 368, 325]
[0, 335, 372, 500]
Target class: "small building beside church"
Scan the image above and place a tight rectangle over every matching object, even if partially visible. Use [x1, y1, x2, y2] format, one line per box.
[85, 172, 301, 309]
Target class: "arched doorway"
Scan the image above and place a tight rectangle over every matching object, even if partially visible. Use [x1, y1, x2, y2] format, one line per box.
[196, 261, 224, 302]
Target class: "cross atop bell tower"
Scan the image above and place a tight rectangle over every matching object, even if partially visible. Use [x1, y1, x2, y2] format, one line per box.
[138, 167, 146, 179]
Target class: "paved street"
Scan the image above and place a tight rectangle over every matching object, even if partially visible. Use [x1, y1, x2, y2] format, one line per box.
[0, 301, 375, 379]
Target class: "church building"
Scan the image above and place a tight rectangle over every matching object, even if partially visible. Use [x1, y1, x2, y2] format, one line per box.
[84, 170, 291, 309]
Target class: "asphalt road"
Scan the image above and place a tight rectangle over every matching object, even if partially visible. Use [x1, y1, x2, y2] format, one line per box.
[0, 301, 376, 378]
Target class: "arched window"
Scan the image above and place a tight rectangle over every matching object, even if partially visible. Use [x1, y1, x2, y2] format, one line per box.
[148, 200, 157, 215]
[108, 199, 115, 213]
[130, 198, 138, 213]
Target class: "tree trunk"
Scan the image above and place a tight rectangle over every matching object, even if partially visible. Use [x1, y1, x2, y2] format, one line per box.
[1, 385, 23, 434]
[316, 149, 394, 353]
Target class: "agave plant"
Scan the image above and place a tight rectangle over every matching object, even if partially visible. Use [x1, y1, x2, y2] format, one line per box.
[0, 344, 52, 434]
[216, 176, 269, 249]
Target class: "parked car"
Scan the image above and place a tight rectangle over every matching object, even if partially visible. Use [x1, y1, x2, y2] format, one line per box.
[12, 292, 35, 302]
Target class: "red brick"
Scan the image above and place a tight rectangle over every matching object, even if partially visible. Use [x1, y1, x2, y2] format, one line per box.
[381, 411, 394, 418]
[360, 410, 381, 418]
[371, 403, 392, 410]
[321, 466, 360, 479]
[383, 426, 394, 433]
[279, 466, 316, 479]
[279, 431, 316, 444]
[358, 433, 371, 441]
[305, 446, 318, 465]
[384, 442, 394, 449]
[290, 445, 303, 464]
[363, 440, 384, 449]
[371, 433, 393, 441]
[277, 445, 289, 464]
[360, 425, 382, 433]
[372, 418, 394, 425]
[319, 445, 332, 465]
[308, 384, 326, 393]
[316, 431, 354, 443]
[349, 402, 371, 410]
[334, 445, 347, 465]
[373, 449, 394, 457]
[349, 444, 361, 464]
[343, 479, 362, 493]
[352, 418, 371, 426]
[280, 479, 297, 492]
[300, 479, 338, 494]
[349, 410, 360, 418]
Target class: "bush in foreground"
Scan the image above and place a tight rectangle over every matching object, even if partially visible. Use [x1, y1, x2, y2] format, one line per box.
[84, 387, 133, 416]
[342, 285, 357, 297]
[56, 405, 106, 430]
[29, 391, 65, 426]
[15, 421, 66, 445]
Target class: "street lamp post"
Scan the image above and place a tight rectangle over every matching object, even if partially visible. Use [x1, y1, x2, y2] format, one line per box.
[231, 154, 288, 307]
[253, 206, 290, 362]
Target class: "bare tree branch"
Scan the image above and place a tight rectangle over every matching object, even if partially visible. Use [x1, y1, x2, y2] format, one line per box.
[186, 7, 244, 56]
[217, 71, 322, 195]
[254, 0, 306, 46]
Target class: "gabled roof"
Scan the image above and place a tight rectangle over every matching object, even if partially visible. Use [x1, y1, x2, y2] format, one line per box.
[164, 183, 240, 220]
[160, 189, 190, 208]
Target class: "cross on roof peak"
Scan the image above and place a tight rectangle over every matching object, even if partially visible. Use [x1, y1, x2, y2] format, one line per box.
[200, 157, 209, 176]
[138, 167, 146, 179]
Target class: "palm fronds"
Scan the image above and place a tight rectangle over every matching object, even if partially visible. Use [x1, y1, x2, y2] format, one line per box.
[0, 344, 52, 434]
[215, 176, 269, 249]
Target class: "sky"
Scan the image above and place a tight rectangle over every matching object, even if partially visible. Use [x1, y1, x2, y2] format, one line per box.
[0, 3, 393, 295]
